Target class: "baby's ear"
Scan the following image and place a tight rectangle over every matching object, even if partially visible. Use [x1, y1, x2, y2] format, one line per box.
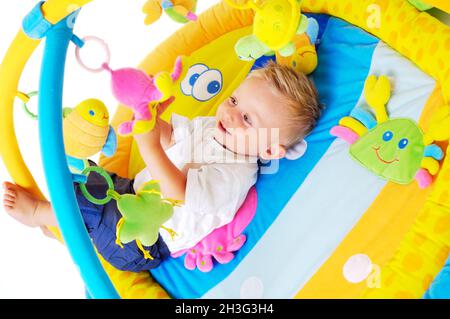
[260, 144, 286, 160]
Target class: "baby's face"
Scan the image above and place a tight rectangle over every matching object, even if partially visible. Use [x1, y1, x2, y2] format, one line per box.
[214, 75, 289, 158]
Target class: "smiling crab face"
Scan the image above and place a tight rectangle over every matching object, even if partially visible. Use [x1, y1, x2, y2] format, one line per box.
[331, 75, 443, 189]
[349, 119, 425, 184]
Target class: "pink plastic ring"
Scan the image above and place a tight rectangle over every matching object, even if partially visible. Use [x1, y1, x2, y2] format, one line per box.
[75, 36, 111, 73]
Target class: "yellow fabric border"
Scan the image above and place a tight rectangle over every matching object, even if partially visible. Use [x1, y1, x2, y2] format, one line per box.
[426, 0, 450, 14]
[301, 0, 450, 102]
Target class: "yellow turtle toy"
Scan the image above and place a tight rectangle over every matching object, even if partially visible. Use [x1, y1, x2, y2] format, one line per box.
[63, 98, 117, 183]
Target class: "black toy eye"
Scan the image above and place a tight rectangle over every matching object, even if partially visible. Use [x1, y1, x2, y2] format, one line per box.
[89, 110, 95, 116]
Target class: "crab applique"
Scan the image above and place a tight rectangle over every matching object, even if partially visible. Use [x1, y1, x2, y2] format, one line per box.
[225, 0, 310, 61]
[331, 75, 444, 189]
[171, 187, 257, 272]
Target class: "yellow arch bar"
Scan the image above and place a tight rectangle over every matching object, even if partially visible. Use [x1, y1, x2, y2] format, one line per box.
[42, 0, 92, 24]
[0, 0, 92, 198]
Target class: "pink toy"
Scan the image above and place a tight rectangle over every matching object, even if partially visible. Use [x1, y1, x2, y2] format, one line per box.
[171, 187, 258, 272]
[415, 168, 432, 189]
[330, 126, 360, 145]
[102, 56, 183, 136]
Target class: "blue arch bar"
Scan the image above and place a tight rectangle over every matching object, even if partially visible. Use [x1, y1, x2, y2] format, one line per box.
[37, 11, 119, 299]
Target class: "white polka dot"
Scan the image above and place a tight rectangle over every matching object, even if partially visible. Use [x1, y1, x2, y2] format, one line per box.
[240, 277, 264, 299]
[343, 254, 373, 284]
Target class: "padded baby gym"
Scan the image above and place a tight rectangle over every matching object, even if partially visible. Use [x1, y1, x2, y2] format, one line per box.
[0, 0, 449, 299]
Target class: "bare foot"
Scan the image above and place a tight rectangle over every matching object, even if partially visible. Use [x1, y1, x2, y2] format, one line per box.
[2, 182, 52, 228]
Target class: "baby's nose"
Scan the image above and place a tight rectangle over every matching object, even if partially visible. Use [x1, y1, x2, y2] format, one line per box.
[224, 108, 240, 125]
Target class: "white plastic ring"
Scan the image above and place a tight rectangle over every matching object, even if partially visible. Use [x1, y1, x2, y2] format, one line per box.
[75, 36, 111, 73]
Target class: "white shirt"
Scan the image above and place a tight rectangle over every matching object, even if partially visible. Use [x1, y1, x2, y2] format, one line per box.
[133, 114, 258, 253]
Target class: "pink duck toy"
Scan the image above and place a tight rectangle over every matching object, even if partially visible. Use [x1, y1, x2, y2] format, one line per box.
[102, 56, 183, 136]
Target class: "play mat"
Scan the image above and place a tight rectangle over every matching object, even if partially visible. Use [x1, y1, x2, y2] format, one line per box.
[0, 0, 449, 298]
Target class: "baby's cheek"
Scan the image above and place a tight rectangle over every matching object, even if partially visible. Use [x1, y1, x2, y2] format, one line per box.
[245, 130, 262, 156]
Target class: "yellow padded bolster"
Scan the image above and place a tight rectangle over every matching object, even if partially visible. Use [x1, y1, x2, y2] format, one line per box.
[426, 0, 450, 14]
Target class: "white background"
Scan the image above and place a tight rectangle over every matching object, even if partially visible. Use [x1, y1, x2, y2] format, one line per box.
[0, 0, 220, 299]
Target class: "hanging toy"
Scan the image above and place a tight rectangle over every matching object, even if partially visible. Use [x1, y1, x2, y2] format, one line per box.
[143, 0, 198, 25]
[225, 0, 309, 61]
[16, 91, 39, 120]
[75, 37, 184, 136]
[276, 16, 319, 74]
[101, 57, 183, 136]
[80, 167, 180, 260]
[63, 99, 117, 183]
[330, 75, 444, 189]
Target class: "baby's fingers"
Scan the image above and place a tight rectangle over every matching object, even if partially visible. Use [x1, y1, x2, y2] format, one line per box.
[157, 96, 175, 116]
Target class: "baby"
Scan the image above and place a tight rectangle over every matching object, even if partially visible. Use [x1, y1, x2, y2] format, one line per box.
[2, 61, 321, 272]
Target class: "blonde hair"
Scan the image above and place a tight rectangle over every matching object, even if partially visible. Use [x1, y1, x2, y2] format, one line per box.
[251, 61, 322, 147]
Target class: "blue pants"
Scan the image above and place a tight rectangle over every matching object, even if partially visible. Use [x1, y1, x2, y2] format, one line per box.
[74, 167, 170, 272]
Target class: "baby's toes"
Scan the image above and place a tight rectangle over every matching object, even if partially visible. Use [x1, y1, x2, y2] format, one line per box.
[4, 189, 17, 199]
[3, 198, 15, 209]
[4, 193, 16, 203]
[3, 182, 19, 197]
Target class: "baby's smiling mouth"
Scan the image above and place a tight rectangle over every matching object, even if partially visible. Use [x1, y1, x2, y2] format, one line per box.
[372, 146, 399, 164]
[218, 120, 231, 135]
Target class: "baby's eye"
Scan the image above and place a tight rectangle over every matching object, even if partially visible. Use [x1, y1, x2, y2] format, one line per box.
[229, 96, 238, 106]
[243, 113, 252, 126]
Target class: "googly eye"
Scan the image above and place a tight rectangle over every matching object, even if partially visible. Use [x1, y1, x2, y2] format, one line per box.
[89, 110, 95, 116]
[192, 69, 223, 102]
[382, 131, 393, 142]
[181, 64, 209, 96]
[398, 138, 409, 149]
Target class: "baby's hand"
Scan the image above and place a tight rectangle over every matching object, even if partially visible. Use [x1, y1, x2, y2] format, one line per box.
[134, 117, 162, 149]
[134, 97, 174, 150]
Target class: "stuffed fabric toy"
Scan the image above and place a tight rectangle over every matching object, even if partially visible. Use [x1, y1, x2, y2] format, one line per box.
[63, 99, 117, 183]
[225, 0, 311, 61]
[79, 168, 180, 260]
[330, 75, 444, 189]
